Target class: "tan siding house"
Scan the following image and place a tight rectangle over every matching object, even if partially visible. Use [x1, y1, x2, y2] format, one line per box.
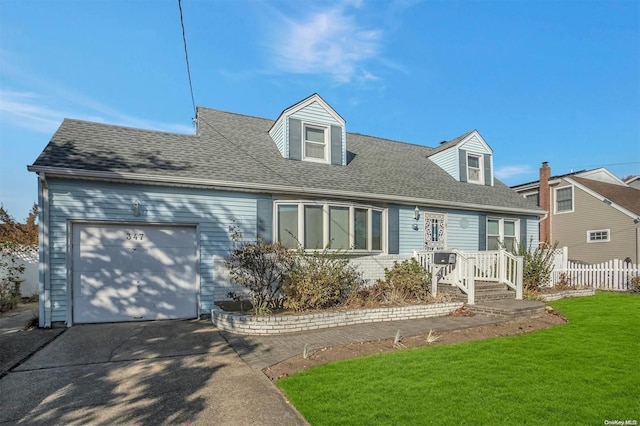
[513, 164, 640, 264]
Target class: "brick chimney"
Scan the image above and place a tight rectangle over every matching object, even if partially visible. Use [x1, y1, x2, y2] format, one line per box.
[539, 162, 551, 244]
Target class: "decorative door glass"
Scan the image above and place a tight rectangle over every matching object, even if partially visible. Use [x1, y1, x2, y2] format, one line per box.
[424, 212, 447, 251]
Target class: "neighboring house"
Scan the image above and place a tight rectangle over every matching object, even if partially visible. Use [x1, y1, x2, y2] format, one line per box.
[28, 93, 542, 327]
[625, 175, 640, 190]
[512, 162, 640, 265]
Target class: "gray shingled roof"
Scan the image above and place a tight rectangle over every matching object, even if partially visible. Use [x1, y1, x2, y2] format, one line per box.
[426, 130, 476, 157]
[30, 106, 541, 213]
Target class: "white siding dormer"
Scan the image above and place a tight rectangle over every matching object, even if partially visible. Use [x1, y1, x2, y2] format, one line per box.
[429, 130, 494, 186]
[269, 94, 346, 166]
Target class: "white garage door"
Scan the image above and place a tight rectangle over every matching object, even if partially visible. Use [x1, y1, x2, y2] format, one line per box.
[73, 224, 197, 324]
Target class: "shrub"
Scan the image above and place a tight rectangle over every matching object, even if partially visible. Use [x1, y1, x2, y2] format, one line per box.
[512, 239, 558, 292]
[630, 275, 640, 293]
[225, 230, 294, 314]
[367, 258, 432, 304]
[282, 246, 362, 312]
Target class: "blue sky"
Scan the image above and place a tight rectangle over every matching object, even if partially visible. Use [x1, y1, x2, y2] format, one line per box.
[1, 0, 639, 220]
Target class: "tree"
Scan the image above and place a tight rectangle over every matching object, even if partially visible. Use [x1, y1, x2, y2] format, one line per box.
[0, 203, 38, 245]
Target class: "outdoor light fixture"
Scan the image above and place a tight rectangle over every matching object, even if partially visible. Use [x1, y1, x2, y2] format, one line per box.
[132, 199, 141, 217]
[414, 206, 420, 220]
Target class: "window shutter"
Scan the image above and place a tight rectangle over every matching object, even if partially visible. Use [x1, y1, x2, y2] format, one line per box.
[388, 206, 400, 254]
[257, 199, 273, 243]
[484, 154, 492, 186]
[478, 214, 487, 250]
[459, 149, 467, 182]
[330, 125, 342, 165]
[289, 118, 302, 160]
[519, 217, 527, 248]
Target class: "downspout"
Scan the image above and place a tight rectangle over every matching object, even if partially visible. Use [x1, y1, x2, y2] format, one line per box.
[38, 173, 51, 328]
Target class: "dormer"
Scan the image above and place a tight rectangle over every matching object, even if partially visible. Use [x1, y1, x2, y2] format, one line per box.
[428, 130, 494, 186]
[269, 93, 346, 166]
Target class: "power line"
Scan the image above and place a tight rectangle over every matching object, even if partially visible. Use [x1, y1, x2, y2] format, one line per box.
[178, 0, 197, 119]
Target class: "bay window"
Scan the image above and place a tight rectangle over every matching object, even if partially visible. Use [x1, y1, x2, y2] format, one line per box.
[275, 202, 384, 251]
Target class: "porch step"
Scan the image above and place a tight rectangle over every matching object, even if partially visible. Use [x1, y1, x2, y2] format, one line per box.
[437, 281, 516, 302]
[467, 299, 546, 319]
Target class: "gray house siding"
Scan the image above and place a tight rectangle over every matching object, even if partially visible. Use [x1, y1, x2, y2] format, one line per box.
[43, 179, 263, 324]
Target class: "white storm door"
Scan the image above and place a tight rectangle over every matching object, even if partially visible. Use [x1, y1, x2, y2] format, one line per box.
[72, 224, 197, 324]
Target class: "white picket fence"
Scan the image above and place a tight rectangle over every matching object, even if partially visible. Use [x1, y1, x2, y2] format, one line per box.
[551, 259, 639, 291]
[0, 244, 39, 297]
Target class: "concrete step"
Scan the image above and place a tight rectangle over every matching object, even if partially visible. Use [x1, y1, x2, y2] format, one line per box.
[467, 299, 546, 319]
[437, 281, 516, 302]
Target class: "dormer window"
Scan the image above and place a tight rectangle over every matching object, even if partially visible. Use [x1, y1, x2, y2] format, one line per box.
[467, 153, 484, 184]
[304, 124, 327, 162]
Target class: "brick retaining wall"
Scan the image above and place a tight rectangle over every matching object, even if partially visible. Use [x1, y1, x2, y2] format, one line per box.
[211, 302, 463, 335]
[539, 288, 595, 301]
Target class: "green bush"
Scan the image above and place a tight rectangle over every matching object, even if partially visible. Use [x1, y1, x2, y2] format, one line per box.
[369, 258, 432, 304]
[282, 247, 362, 312]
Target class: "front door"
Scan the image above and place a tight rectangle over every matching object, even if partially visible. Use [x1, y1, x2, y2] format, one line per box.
[424, 212, 447, 251]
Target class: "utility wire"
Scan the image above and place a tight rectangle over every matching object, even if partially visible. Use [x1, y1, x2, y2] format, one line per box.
[178, 0, 197, 119]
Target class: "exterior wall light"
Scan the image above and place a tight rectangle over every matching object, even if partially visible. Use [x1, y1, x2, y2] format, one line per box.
[132, 199, 141, 217]
[414, 206, 420, 220]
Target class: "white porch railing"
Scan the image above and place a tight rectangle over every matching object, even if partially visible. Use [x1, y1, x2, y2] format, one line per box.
[414, 249, 524, 303]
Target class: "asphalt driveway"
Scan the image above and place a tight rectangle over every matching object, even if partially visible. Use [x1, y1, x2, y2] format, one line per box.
[0, 320, 307, 425]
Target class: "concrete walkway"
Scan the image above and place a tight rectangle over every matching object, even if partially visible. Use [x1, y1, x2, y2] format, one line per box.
[0, 302, 64, 378]
[0, 319, 308, 425]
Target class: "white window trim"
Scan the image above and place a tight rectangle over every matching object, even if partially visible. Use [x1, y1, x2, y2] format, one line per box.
[302, 122, 329, 163]
[487, 217, 520, 250]
[466, 152, 484, 185]
[274, 200, 385, 253]
[587, 229, 610, 243]
[554, 185, 574, 214]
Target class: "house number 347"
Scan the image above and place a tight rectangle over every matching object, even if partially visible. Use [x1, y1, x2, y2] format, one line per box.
[126, 233, 144, 240]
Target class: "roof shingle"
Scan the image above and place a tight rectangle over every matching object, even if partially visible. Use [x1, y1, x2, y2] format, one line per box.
[30, 107, 540, 213]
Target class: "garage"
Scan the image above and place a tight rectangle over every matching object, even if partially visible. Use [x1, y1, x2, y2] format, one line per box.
[72, 223, 198, 324]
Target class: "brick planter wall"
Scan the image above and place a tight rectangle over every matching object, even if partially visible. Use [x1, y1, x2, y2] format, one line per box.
[539, 288, 595, 301]
[211, 302, 463, 335]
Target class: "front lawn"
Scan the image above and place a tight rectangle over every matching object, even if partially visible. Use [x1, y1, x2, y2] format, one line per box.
[277, 292, 639, 425]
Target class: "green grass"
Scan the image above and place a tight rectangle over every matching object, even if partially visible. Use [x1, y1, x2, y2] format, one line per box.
[277, 292, 640, 425]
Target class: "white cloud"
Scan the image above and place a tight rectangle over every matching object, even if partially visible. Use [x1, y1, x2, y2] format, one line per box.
[494, 165, 533, 180]
[0, 89, 194, 135]
[273, 6, 383, 83]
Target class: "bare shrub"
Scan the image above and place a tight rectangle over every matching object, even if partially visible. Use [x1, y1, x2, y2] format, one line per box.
[282, 246, 362, 312]
[225, 230, 294, 314]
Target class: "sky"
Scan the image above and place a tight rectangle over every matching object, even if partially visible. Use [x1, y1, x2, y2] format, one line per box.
[1, 0, 639, 221]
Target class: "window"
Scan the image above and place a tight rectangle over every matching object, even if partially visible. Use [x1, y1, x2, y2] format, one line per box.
[525, 192, 539, 207]
[277, 205, 299, 248]
[275, 202, 384, 252]
[303, 125, 327, 161]
[487, 218, 519, 251]
[587, 229, 610, 243]
[555, 186, 573, 213]
[467, 153, 484, 184]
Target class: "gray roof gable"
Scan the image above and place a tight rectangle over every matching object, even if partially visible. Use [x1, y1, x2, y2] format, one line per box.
[30, 107, 540, 214]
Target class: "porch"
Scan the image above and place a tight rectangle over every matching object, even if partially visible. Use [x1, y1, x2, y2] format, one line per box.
[413, 249, 525, 306]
